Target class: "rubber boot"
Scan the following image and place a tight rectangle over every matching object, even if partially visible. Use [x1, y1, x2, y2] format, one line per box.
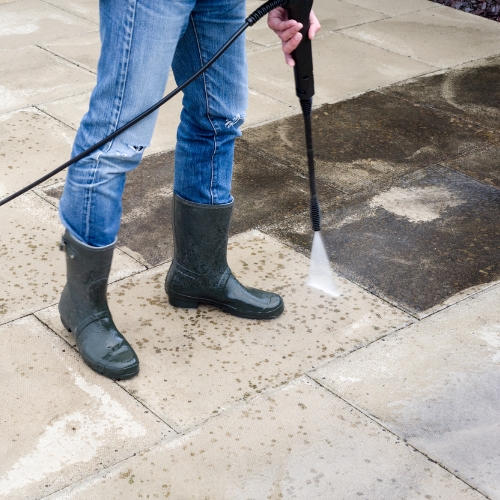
[59, 231, 139, 379]
[165, 195, 284, 319]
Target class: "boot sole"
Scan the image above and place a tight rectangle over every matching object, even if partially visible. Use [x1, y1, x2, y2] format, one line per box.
[60, 316, 140, 380]
[168, 295, 284, 320]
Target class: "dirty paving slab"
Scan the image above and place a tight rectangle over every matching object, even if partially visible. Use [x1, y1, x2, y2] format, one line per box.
[381, 54, 500, 133]
[312, 283, 500, 499]
[0, 315, 173, 500]
[46, 377, 484, 500]
[267, 166, 500, 316]
[241, 90, 499, 196]
[36, 231, 412, 431]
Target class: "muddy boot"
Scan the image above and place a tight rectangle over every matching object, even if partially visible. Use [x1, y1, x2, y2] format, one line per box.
[165, 195, 284, 319]
[59, 231, 139, 379]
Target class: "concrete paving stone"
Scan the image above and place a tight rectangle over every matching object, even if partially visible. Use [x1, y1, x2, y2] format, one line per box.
[0, 46, 96, 114]
[245, 0, 387, 47]
[266, 165, 500, 315]
[340, 5, 500, 69]
[47, 377, 483, 500]
[43, 31, 100, 73]
[0, 315, 173, 500]
[382, 54, 500, 132]
[0, 107, 74, 195]
[440, 143, 500, 190]
[0, 192, 144, 325]
[242, 91, 499, 195]
[36, 231, 412, 431]
[340, 0, 436, 16]
[43, 0, 99, 24]
[312, 283, 500, 499]
[0, 0, 97, 51]
[248, 32, 434, 107]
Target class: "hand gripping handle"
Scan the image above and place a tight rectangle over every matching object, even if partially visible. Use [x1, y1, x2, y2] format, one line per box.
[285, 0, 315, 99]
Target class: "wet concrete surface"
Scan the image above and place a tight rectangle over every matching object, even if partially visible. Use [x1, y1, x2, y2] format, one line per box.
[383, 55, 500, 132]
[41, 74, 500, 314]
[267, 166, 500, 315]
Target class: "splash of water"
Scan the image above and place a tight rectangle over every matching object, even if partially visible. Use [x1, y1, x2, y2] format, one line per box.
[307, 231, 341, 298]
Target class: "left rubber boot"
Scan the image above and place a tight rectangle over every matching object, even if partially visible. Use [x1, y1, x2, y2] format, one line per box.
[165, 195, 284, 319]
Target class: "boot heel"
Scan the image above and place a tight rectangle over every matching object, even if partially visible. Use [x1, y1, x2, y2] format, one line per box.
[60, 316, 71, 332]
[169, 297, 199, 309]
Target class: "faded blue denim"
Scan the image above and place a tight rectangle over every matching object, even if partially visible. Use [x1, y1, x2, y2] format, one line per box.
[59, 0, 248, 247]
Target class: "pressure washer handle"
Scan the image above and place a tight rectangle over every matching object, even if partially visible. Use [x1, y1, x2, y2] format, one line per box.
[285, 0, 315, 99]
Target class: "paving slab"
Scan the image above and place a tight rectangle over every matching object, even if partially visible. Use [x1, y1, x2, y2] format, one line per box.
[0, 46, 96, 114]
[0, 0, 96, 51]
[382, 54, 500, 132]
[248, 32, 434, 108]
[267, 166, 500, 316]
[440, 143, 500, 190]
[0, 315, 173, 500]
[36, 231, 412, 431]
[48, 377, 483, 500]
[242, 91, 499, 195]
[0, 192, 144, 325]
[340, 5, 500, 69]
[340, 0, 436, 16]
[312, 283, 500, 499]
[43, 31, 100, 74]
[0, 107, 74, 195]
[43, 0, 99, 24]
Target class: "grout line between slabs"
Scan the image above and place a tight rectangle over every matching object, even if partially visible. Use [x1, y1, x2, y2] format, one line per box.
[307, 372, 492, 499]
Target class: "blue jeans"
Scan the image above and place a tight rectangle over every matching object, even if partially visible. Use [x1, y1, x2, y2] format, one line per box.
[59, 0, 248, 247]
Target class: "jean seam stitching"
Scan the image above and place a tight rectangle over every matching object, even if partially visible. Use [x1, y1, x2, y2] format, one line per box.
[190, 13, 218, 205]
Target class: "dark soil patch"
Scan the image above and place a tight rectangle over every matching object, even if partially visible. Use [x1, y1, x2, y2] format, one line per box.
[430, 0, 500, 21]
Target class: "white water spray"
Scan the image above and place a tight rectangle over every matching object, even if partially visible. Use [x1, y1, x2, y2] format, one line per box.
[307, 231, 341, 297]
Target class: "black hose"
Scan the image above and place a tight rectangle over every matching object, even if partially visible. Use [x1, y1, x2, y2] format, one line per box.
[0, 0, 288, 208]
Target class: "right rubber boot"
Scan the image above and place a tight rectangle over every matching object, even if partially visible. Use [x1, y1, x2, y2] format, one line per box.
[58, 231, 139, 379]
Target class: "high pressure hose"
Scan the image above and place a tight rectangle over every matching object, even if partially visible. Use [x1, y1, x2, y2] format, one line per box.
[0, 0, 288, 207]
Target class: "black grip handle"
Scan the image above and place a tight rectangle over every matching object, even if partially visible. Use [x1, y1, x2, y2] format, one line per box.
[285, 0, 315, 99]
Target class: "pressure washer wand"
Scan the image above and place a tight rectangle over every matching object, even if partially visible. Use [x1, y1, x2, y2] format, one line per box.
[285, 0, 320, 232]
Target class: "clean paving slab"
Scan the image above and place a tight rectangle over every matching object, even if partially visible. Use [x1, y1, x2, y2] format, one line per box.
[312, 283, 500, 499]
[248, 31, 435, 108]
[43, 0, 99, 24]
[0, 46, 96, 114]
[0, 0, 96, 51]
[0, 192, 144, 325]
[382, 54, 500, 133]
[0, 315, 173, 500]
[47, 377, 483, 500]
[43, 31, 100, 74]
[340, 5, 500, 69]
[0, 107, 74, 194]
[36, 231, 413, 431]
[340, 0, 436, 16]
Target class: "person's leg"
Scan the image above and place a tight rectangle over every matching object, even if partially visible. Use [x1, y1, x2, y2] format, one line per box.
[165, 0, 284, 319]
[58, 0, 195, 379]
[60, 0, 196, 246]
[171, 0, 248, 205]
